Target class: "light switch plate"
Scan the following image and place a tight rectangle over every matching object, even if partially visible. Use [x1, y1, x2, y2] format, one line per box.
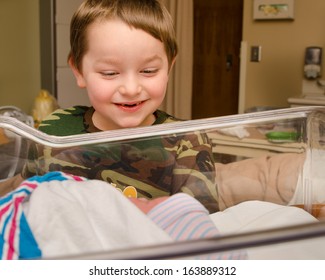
[251, 46, 261, 62]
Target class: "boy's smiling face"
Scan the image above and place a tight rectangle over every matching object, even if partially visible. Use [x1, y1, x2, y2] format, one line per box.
[70, 19, 171, 131]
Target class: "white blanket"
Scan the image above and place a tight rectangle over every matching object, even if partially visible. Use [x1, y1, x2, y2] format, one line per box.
[23, 176, 172, 258]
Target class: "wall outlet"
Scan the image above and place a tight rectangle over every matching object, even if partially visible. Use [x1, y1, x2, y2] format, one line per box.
[251, 46, 262, 62]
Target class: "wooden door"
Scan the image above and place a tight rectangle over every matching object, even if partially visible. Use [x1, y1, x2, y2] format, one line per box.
[192, 0, 243, 119]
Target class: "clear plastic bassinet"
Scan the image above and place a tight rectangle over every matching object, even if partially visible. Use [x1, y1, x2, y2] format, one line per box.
[0, 106, 324, 259]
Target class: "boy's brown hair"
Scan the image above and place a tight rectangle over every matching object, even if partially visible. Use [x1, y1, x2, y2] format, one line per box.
[69, 0, 178, 71]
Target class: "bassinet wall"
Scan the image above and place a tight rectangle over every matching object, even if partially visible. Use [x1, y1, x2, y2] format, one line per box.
[0, 106, 33, 180]
[0, 106, 325, 259]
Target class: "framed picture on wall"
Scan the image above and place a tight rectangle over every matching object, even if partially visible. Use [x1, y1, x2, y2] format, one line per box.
[253, 0, 295, 20]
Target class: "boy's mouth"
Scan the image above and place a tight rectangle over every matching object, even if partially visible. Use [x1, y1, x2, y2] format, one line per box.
[115, 101, 145, 111]
[119, 102, 143, 107]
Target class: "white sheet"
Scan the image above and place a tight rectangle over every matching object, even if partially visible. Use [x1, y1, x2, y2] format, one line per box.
[210, 201, 325, 259]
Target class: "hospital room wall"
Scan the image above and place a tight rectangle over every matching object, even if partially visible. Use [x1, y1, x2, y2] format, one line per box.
[242, 0, 325, 111]
[0, 0, 40, 114]
[0, 0, 324, 117]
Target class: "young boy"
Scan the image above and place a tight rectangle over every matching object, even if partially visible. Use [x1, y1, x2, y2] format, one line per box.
[0, 1, 229, 258]
[20, 0, 219, 213]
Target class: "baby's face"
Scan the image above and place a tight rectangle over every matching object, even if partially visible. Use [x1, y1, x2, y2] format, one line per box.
[71, 19, 170, 130]
[129, 197, 169, 214]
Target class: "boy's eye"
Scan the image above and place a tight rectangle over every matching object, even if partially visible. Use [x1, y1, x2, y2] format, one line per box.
[141, 68, 158, 75]
[100, 71, 119, 77]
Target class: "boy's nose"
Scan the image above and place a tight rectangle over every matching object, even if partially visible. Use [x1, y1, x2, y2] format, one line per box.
[119, 75, 142, 96]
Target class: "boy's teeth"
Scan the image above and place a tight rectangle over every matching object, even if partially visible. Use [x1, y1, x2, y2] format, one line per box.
[122, 102, 141, 107]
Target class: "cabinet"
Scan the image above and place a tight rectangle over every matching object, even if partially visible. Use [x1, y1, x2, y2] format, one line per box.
[287, 96, 325, 107]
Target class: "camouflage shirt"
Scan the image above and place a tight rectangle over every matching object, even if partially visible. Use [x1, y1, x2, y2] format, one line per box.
[23, 106, 219, 213]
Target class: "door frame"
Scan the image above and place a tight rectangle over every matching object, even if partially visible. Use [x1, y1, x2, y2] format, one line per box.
[238, 41, 248, 114]
[39, 0, 57, 97]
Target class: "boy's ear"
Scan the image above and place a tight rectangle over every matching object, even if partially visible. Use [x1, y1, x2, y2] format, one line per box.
[68, 58, 86, 88]
[168, 57, 177, 74]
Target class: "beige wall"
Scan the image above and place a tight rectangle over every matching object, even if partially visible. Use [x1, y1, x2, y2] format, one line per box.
[242, 0, 325, 110]
[0, 0, 40, 114]
[0, 0, 324, 116]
